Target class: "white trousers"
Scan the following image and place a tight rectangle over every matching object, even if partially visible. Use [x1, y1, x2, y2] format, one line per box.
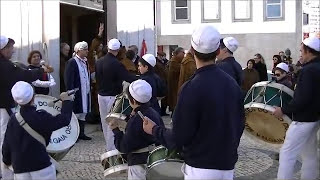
[0, 108, 14, 179]
[277, 121, 320, 180]
[75, 113, 86, 121]
[128, 165, 146, 180]
[98, 95, 116, 151]
[182, 163, 234, 180]
[14, 164, 56, 180]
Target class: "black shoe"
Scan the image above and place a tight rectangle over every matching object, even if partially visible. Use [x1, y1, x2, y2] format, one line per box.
[161, 112, 169, 116]
[78, 135, 92, 140]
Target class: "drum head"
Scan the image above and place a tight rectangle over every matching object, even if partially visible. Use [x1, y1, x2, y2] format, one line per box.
[244, 103, 291, 148]
[34, 95, 80, 153]
[147, 161, 184, 180]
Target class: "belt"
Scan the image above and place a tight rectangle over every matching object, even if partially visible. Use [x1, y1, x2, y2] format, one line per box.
[132, 144, 156, 153]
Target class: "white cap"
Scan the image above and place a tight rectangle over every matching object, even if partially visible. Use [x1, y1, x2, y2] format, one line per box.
[74, 41, 88, 52]
[223, 37, 239, 53]
[108, 38, 121, 51]
[11, 81, 34, 105]
[0, 35, 9, 50]
[276, 62, 289, 73]
[191, 25, 221, 54]
[129, 80, 152, 103]
[142, 54, 156, 67]
[303, 37, 320, 52]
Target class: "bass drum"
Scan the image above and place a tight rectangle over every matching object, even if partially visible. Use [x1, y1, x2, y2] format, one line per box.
[33, 95, 80, 161]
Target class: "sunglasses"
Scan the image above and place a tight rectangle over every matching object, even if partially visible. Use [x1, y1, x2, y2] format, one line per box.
[274, 73, 281, 77]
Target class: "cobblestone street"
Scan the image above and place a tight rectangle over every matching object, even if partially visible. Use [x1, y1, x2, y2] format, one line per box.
[56, 117, 315, 180]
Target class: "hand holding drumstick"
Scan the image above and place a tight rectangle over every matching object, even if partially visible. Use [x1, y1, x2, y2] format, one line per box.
[138, 111, 156, 135]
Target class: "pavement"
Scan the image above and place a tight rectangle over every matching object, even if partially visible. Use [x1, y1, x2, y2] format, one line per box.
[56, 116, 319, 180]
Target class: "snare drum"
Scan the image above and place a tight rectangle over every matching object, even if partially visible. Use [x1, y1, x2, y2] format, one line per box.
[33, 95, 79, 161]
[147, 146, 184, 180]
[244, 81, 294, 148]
[100, 150, 128, 177]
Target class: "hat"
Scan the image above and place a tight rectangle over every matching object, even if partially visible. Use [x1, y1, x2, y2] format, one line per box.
[142, 54, 156, 67]
[223, 37, 239, 53]
[108, 38, 121, 51]
[129, 80, 152, 103]
[74, 41, 88, 52]
[0, 35, 9, 50]
[11, 81, 34, 105]
[303, 37, 320, 52]
[276, 62, 289, 73]
[191, 25, 221, 54]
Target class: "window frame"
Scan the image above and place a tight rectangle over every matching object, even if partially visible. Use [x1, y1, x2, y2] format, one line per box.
[264, 0, 285, 21]
[232, 0, 253, 22]
[201, 0, 221, 23]
[171, 0, 191, 24]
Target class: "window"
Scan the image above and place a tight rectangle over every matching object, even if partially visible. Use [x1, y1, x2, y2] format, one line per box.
[264, 0, 285, 21]
[232, 0, 252, 22]
[172, 0, 191, 23]
[201, 0, 221, 23]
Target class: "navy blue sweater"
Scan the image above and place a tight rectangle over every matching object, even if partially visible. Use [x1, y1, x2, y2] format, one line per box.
[2, 101, 73, 173]
[95, 53, 137, 96]
[152, 64, 245, 170]
[140, 71, 161, 114]
[112, 104, 164, 166]
[282, 56, 320, 122]
[217, 57, 243, 86]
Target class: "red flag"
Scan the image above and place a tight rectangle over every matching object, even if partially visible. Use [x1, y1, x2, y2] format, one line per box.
[140, 39, 147, 57]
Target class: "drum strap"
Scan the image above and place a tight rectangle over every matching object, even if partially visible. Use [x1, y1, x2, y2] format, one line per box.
[132, 144, 156, 154]
[14, 111, 60, 171]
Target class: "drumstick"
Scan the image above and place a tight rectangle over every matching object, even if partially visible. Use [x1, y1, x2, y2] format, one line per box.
[48, 88, 79, 107]
[137, 111, 145, 120]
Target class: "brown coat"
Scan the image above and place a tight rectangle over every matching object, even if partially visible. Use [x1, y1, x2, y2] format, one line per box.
[117, 47, 137, 74]
[154, 59, 167, 81]
[88, 36, 103, 73]
[167, 56, 181, 111]
[242, 68, 260, 92]
[178, 52, 196, 90]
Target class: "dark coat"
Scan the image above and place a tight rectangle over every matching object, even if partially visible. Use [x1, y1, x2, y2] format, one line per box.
[64, 58, 90, 114]
[167, 56, 181, 111]
[242, 68, 260, 92]
[0, 55, 43, 108]
[178, 52, 196, 90]
[60, 53, 69, 92]
[216, 57, 243, 86]
[254, 61, 268, 81]
[282, 56, 320, 122]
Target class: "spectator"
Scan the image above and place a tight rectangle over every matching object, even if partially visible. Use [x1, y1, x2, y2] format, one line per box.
[242, 59, 260, 93]
[253, 53, 268, 81]
[60, 43, 70, 92]
[272, 55, 282, 73]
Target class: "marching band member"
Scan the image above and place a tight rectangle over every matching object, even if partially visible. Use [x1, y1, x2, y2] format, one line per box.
[2, 81, 74, 180]
[0, 35, 49, 179]
[274, 37, 320, 180]
[65, 41, 92, 141]
[273, 62, 292, 89]
[142, 25, 245, 180]
[108, 80, 164, 180]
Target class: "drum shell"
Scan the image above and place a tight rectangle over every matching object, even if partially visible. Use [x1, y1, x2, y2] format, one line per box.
[111, 94, 133, 116]
[100, 150, 128, 177]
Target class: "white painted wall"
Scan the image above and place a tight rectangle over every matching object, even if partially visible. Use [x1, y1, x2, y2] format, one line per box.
[116, 0, 155, 55]
[160, 0, 296, 35]
[0, 0, 60, 97]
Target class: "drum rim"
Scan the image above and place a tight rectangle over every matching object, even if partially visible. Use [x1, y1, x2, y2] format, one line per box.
[147, 159, 184, 175]
[100, 150, 124, 163]
[149, 145, 166, 155]
[34, 95, 80, 153]
[252, 81, 294, 97]
[106, 113, 127, 120]
[103, 164, 128, 177]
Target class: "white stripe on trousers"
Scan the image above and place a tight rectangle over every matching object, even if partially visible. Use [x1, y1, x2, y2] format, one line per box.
[277, 121, 320, 180]
[98, 95, 116, 151]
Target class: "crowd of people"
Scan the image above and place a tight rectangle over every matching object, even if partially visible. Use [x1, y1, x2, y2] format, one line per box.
[0, 23, 319, 180]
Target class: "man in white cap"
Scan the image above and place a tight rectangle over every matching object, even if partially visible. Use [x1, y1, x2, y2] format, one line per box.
[108, 79, 164, 180]
[274, 62, 292, 89]
[95, 38, 137, 151]
[274, 36, 320, 180]
[142, 25, 245, 180]
[0, 35, 50, 179]
[65, 41, 92, 140]
[138, 53, 166, 115]
[2, 81, 74, 180]
[216, 37, 243, 86]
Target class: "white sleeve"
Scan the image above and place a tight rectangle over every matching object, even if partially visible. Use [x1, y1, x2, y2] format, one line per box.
[31, 74, 56, 87]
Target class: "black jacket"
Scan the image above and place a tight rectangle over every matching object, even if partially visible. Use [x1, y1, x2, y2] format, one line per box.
[112, 105, 164, 166]
[2, 101, 73, 173]
[282, 56, 320, 122]
[254, 61, 268, 81]
[95, 53, 137, 96]
[216, 57, 243, 86]
[0, 55, 44, 108]
[152, 64, 245, 170]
